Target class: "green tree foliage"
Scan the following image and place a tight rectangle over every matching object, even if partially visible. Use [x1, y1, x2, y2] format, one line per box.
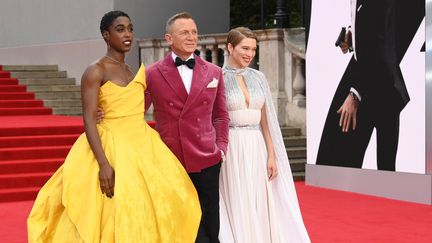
[230, 0, 303, 29]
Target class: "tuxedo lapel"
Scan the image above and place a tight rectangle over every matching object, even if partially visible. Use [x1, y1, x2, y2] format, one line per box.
[182, 56, 208, 113]
[158, 55, 188, 103]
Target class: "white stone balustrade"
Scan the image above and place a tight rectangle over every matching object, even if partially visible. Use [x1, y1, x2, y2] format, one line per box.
[138, 28, 306, 131]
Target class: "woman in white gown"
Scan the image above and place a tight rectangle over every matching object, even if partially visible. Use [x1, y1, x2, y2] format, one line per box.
[219, 27, 310, 243]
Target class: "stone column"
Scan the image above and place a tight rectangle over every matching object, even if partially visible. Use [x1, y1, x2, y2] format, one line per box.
[219, 45, 229, 67]
[283, 28, 306, 134]
[138, 39, 158, 67]
[138, 39, 170, 66]
[211, 45, 218, 65]
[200, 46, 207, 60]
[255, 29, 288, 126]
[292, 56, 306, 107]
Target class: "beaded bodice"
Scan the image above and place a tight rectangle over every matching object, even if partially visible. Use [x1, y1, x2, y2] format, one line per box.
[223, 66, 265, 127]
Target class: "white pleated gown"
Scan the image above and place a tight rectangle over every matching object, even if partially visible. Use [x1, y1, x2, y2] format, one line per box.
[219, 66, 310, 243]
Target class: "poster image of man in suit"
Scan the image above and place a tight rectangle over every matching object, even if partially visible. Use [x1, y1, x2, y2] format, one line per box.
[315, 0, 424, 171]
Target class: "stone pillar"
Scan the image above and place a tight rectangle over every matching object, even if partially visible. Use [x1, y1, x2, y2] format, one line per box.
[292, 56, 306, 107]
[211, 45, 218, 64]
[220, 45, 229, 67]
[156, 47, 165, 61]
[255, 29, 288, 126]
[138, 39, 158, 67]
[200, 46, 207, 60]
[138, 39, 170, 66]
[283, 28, 306, 134]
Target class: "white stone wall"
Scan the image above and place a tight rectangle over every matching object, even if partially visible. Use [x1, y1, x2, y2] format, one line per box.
[114, 0, 230, 39]
[0, 0, 113, 48]
[0, 0, 228, 82]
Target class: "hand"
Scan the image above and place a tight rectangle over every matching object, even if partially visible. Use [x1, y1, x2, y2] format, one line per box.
[340, 30, 352, 54]
[267, 157, 278, 181]
[98, 162, 115, 198]
[220, 150, 226, 163]
[337, 93, 359, 132]
[96, 107, 105, 124]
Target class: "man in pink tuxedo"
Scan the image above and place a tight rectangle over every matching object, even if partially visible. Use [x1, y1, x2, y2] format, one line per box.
[145, 12, 229, 243]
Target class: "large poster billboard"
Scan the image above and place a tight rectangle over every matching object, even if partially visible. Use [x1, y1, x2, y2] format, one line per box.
[307, 0, 425, 173]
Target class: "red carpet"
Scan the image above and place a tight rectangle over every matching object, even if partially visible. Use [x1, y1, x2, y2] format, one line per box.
[0, 115, 84, 202]
[1, 65, 430, 242]
[0, 61, 83, 202]
[296, 183, 432, 243]
[0, 182, 431, 243]
[0, 63, 155, 203]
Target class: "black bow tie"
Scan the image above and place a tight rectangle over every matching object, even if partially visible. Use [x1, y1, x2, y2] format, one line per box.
[175, 57, 195, 69]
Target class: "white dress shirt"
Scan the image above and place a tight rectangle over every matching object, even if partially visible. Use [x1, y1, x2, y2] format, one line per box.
[350, 0, 362, 101]
[351, 0, 358, 60]
[172, 52, 194, 94]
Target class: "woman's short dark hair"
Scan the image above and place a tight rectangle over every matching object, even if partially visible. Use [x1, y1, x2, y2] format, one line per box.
[100, 10, 130, 34]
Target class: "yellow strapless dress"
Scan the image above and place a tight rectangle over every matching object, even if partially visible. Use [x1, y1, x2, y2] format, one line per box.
[27, 65, 201, 243]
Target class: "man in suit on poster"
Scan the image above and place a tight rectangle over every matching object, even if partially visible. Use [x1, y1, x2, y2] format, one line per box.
[316, 0, 424, 171]
[145, 12, 229, 243]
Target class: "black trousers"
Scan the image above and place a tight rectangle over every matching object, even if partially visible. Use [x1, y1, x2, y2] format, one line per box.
[189, 162, 221, 243]
[317, 102, 400, 171]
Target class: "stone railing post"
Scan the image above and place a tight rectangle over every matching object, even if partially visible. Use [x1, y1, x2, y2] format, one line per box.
[137, 29, 306, 131]
[219, 45, 229, 67]
[138, 39, 158, 67]
[199, 45, 207, 60]
[211, 45, 218, 65]
[138, 39, 169, 67]
[255, 29, 288, 126]
[283, 28, 306, 133]
[292, 56, 306, 107]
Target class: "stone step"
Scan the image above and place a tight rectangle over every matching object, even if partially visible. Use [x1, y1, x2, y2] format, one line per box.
[27, 85, 80, 92]
[293, 172, 305, 181]
[18, 78, 76, 86]
[2, 65, 58, 72]
[35, 91, 81, 99]
[286, 147, 306, 159]
[280, 126, 301, 137]
[43, 99, 82, 108]
[52, 107, 82, 116]
[289, 158, 306, 172]
[284, 136, 306, 147]
[10, 71, 67, 79]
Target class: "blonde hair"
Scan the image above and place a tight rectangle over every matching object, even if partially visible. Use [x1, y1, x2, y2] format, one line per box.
[166, 12, 194, 33]
[226, 27, 258, 49]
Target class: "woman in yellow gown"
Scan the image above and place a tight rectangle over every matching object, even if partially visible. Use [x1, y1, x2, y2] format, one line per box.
[27, 11, 201, 243]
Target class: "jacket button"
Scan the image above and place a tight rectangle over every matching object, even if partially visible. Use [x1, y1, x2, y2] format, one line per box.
[203, 101, 207, 105]
[169, 102, 174, 106]
[196, 134, 201, 138]
[196, 118, 201, 122]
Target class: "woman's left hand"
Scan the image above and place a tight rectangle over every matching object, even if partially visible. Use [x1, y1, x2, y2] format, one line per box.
[267, 158, 278, 181]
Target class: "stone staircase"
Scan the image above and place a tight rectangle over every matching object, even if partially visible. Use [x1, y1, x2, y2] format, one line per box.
[281, 126, 306, 181]
[1, 65, 306, 179]
[1, 65, 82, 116]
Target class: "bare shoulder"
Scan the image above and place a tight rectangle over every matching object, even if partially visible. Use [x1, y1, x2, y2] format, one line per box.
[81, 61, 105, 84]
